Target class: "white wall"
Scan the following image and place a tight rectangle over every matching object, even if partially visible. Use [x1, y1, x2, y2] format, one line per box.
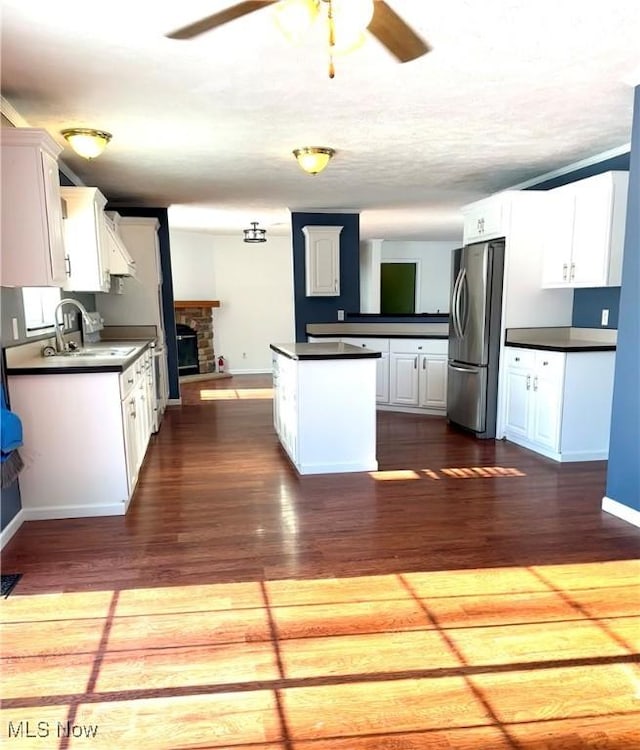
[381, 240, 459, 313]
[169, 229, 295, 373]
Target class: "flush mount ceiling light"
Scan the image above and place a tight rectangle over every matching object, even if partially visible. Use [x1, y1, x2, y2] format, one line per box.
[243, 221, 267, 243]
[293, 147, 335, 175]
[61, 128, 112, 159]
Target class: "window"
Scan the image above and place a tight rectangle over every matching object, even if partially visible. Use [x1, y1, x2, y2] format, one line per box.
[22, 287, 61, 336]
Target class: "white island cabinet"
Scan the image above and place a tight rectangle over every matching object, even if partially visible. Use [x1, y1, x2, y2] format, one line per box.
[271, 342, 379, 475]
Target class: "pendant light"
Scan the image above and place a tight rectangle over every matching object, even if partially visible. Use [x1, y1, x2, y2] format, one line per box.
[243, 222, 267, 243]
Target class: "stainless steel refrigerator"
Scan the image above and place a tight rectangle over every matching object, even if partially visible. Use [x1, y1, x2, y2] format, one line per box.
[447, 239, 505, 438]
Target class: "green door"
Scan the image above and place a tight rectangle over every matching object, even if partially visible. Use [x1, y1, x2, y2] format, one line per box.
[380, 263, 416, 314]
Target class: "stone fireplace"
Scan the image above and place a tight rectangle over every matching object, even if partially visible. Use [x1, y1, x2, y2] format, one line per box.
[173, 300, 220, 375]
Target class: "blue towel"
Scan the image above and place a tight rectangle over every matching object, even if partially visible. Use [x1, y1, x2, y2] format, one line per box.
[1, 384, 23, 458]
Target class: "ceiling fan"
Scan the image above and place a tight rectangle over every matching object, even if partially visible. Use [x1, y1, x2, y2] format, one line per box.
[166, 0, 431, 77]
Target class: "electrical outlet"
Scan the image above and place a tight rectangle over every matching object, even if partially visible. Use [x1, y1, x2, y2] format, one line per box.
[242, 352, 247, 359]
[337, 309, 345, 321]
[601, 309, 609, 326]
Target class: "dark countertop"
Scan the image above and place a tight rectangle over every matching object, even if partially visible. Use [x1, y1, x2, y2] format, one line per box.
[505, 327, 617, 353]
[5, 340, 153, 375]
[306, 322, 449, 338]
[271, 342, 381, 361]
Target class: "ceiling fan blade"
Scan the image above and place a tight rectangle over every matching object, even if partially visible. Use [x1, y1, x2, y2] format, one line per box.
[368, 1, 431, 63]
[166, 1, 277, 40]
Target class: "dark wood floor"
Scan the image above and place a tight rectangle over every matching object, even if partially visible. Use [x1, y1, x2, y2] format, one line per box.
[2, 374, 639, 748]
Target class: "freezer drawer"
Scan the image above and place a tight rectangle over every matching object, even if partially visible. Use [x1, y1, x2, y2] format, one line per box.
[447, 362, 487, 434]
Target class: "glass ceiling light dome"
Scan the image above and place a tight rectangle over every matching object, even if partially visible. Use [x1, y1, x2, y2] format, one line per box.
[61, 128, 112, 159]
[243, 222, 267, 243]
[293, 147, 335, 175]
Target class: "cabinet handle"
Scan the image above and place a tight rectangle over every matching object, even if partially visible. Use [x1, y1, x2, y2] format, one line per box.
[533, 376, 538, 391]
[414, 357, 418, 369]
[526, 375, 531, 390]
[570, 263, 576, 281]
[422, 358, 426, 370]
[128, 377, 134, 385]
[65, 255, 72, 277]
[542, 360, 549, 366]
[515, 356, 520, 362]
[562, 263, 568, 281]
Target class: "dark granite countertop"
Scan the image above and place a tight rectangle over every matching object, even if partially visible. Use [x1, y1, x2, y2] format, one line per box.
[271, 342, 381, 361]
[505, 327, 617, 353]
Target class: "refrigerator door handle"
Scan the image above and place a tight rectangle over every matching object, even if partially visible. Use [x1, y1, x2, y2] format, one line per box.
[457, 268, 468, 337]
[451, 268, 464, 338]
[448, 362, 480, 373]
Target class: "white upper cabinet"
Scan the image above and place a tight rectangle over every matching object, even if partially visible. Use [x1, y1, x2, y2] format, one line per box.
[60, 186, 111, 292]
[542, 171, 629, 288]
[1, 128, 67, 287]
[303, 225, 342, 296]
[461, 196, 506, 244]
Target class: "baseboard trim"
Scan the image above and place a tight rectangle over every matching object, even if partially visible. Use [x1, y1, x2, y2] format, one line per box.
[228, 368, 271, 375]
[167, 398, 182, 405]
[602, 496, 640, 528]
[0, 509, 25, 549]
[22, 504, 126, 521]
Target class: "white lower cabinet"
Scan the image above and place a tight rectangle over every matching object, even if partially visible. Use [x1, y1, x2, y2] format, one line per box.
[388, 339, 448, 414]
[7, 348, 154, 519]
[503, 346, 616, 461]
[307, 335, 447, 414]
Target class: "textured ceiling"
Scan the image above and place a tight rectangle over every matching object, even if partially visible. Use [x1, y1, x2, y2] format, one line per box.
[1, 0, 639, 240]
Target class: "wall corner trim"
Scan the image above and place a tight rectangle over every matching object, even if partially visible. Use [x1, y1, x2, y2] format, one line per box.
[602, 496, 640, 528]
[0, 508, 25, 550]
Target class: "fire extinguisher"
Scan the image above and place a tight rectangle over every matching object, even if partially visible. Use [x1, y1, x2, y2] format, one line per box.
[217, 355, 225, 374]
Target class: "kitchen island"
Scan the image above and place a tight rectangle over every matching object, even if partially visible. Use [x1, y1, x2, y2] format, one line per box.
[270, 342, 380, 475]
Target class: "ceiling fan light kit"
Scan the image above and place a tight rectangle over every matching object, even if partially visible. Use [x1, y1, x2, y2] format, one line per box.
[243, 221, 268, 242]
[61, 128, 112, 159]
[293, 147, 335, 175]
[166, 1, 430, 77]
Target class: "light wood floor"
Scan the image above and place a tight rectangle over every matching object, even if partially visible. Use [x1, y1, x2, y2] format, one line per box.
[2, 374, 639, 749]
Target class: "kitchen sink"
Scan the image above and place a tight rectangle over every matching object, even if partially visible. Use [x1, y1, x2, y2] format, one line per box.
[57, 346, 136, 358]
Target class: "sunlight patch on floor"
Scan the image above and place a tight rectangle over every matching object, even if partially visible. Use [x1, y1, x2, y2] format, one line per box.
[2, 561, 638, 748]
[369, 466, 526, 481]
[199, 387, 274, 401]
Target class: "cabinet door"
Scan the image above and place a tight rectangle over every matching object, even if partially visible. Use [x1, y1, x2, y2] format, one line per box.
[541, 186, 575, 287]
[570, 175, 615, 287]
[504, 367, 531, 441]
[61, 187, 111, 292]
[122, 395, 140, 492]
[462, 198, 504, 244]
[390, 353, 419, 405]
[41, 149, 68, 285]
[1, 130, 66, 287]
[303, 225, 342, 296]
[530, 353, 564, 451]
[419, 354, 447, 410]
[376, 352, 390, 404]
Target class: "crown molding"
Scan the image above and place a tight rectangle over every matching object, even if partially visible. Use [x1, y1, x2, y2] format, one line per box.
[1, 96, 30, 126]
[507, 143, 631, 190]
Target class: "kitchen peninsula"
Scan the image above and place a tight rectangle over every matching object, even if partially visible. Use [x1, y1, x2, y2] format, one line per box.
[270, 342, 380, 475]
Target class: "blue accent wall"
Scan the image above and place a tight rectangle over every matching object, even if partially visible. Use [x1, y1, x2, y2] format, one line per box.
[524, 153, 630, 190]
[108, 207, 180, 400]
[291, 212, 361, 342]
[572, 287, 620, 328]
[606, 85, 640, 513]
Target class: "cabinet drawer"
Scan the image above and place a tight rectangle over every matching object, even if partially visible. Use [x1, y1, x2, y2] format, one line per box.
[341, 337, 390, 353]
[390, 338, 448, 355]
[505, 347, 535, 370]
[463, 199, 504, 242]
[534, 350, 565, 380]
[120, 363, 137, 398]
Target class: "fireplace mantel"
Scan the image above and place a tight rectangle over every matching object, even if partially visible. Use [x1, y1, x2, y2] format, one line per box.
[174, 300, 221, 309]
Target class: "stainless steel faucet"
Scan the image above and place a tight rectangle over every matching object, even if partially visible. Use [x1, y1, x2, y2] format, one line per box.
[53, 298, 92, 352]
